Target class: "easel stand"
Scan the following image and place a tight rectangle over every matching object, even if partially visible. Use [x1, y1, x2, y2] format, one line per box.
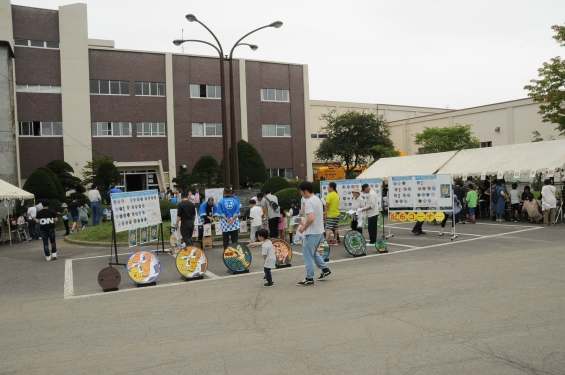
[108, 210, 125, 267]
[228, 269, 250, 275]
[154, 222, 167, 254]
[276, 264, 291, 269]
[182, 275, 204, 282]
[352, 253, 367, 258]
[136, 282, 157, 288]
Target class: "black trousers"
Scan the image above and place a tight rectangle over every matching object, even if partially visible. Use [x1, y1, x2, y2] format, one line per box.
[180, 219, 194, 247]
[351, 220, 362, 235]
[412, 221, 424, 233]
[222, 230, 238, 250]
[268, 217, 279, 239]
[368, 215, 378, 244]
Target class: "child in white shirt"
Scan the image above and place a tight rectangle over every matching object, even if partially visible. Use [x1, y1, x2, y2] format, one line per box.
[250, 228, 275, 287]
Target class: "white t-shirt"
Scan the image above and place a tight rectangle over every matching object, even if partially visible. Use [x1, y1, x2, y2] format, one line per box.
[541, 185, 557, 208]
[304, 195, 324, 235]
[27, 206, 37, 219]
[262, 240, 276, 269]
[249, 206, 263, 226]
[261, 194, 280, 219]
[510, 190, 520, 204]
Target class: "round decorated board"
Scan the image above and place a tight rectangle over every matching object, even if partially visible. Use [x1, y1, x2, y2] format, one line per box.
[126, 250, 162, 284]
[344, 230, 366, 256]
[97, 266, 121, 290]
[317, 239, 330, 260]
[271, 238, 293, 266]
[376, 239, 388, 253]
[176, 246, 208, 278]
[223, 243, 252, 272]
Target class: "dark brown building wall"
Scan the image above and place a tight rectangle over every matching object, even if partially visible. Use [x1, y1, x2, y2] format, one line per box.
[89, 50, 169, 170]
[12, 5, 60, 42]
[14, 47, 61, 86]
[172, 55, 239, 171]
[19, 138, 64, 178]
[16, 93, 62, 121]
[245, 61, 306, 179]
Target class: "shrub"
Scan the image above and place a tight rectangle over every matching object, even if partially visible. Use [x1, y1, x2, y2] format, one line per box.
[192, 155, 222, 187]
[275, 188, 302, 213]
[261, 176, 292, 194]
[312, 180, 321, 194]
[23, 169, 58, 200]
[48, 199, 62, 214]
[37, 166, 66, 201]
[45, 159, 84, 195]
[159, 199, 177, 220]
[234, 140, 268, 188]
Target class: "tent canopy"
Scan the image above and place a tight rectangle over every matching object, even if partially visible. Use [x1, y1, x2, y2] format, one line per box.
[0, 179, 34, 201]
[358, 151, 458, 179]
[438, 139, 565, 177]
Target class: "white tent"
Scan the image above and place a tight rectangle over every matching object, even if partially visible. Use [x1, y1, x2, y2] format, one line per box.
[0, 179, 34, 245]
[438, 139, 565, 179]
[358, 150, 458, 179]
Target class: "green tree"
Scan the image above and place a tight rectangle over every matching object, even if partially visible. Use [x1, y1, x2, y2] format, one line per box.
[233, 140, 268, 188]
[23, 169, 58, 200]
[45, 159, 85, 195]
[275, 187, 302, 212]
[524, 24, 565, 135]
[192, 155, 222, 187]
[413, 124, 480, 154]
[94, 162, 120, 198]
[172, 165, 192, 191]
[261, 176, 292, 194]
[37, 166, 66, 201]
[315, 110, 394, 178]
[369, 145, 401, 163]
[80, 156, 115, 187]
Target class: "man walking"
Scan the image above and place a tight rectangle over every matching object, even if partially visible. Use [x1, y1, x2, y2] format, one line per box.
[361, 183, 379, 245]
[68, 196, 80, 234]
[88, 184, 102, 226]
[261, 189, 280, 238]
[36, 199, 58, 261]
[296, 181, 331, 286]
[248, 199, 263, 243]
[324, 182, 340, 245]
[174, 191, 196, 247]
[218, 187, 241, 249]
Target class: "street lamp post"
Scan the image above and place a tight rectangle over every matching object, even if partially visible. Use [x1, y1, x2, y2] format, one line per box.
[228, 21, 283, 189]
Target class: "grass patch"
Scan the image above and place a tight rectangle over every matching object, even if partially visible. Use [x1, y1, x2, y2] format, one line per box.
[68, 220, 172, 243]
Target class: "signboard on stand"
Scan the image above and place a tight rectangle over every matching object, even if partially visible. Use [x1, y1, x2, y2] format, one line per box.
[110, 190, 161, 233]
[320, 179, 382, 211]
[389, 174, 452, 210]
[205, 188, 224, 205]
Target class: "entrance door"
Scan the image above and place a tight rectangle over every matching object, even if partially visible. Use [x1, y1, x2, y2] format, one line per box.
[125, 174, 145, 192]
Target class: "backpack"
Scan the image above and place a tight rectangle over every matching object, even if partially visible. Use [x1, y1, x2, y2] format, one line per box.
[264, 196, 279, 212]
[491, 187, 499, 203]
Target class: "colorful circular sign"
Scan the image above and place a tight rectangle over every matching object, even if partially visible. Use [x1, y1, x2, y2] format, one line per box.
[272, 239, 293, 266]
[376, 239, 388, 253]
[389, 212, 399, 222]
[344, 230, 366, 256]
[407, 212, 416, 222]
[97, 266, 121, 290]
[126, 250, 162, 284]
[416, 212, 426, 222]
[223, 243, 252, 272]
[398, 212, 407, 222]
[434, 211, 446, 222]
[317, 239, 330, 260]
[176, 246, 208, 278]
[425, 212, 436, 222]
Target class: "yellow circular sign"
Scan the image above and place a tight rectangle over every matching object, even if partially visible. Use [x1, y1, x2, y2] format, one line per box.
[425, 212, 436, 222]
[407, 212, 416, 222]
[389, 212, 399, 222]
[416, 212, 426, 222]
[434, 211, 445, 222]
[398, 212, 407, 222]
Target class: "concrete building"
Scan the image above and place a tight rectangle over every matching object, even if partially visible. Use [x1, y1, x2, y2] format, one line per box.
[388, 98, 564, 155]
[0, 1, 310, 190]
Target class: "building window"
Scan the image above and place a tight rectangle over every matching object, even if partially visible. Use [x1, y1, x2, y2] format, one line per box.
[14, 39, 59, 49]
[310, 133, 326, 139]
[135, 82, 165, 96]
[16, 84, 61, 93]
[190, 84, 221, 99]
[90, 80, 130, 95]
[480, 141, 492, 148]
[262, 124, 291, 137]
[261, 88, 290, 102]
[18, 121, 62, 137]
[191, 123, 222, 137]
[268, 168, 294, 179]
[92, 122, 131, 137]
[136, 122, 166, 137]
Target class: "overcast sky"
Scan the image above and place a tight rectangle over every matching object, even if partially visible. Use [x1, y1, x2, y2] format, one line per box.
[11, 0, 565, 109]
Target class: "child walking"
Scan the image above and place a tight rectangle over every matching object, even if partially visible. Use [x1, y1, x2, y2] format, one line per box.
[250, 228, 275, 287]
[278, 212, 286, 239]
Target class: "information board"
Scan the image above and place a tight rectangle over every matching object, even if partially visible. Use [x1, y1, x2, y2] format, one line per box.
[110, 189, 162, 233]
[388, 174, 453, 210]
[320, 179, 382, 211]
[205, 188, 224, 205]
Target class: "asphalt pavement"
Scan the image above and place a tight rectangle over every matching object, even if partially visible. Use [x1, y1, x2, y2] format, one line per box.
[1, 219, 564, 374]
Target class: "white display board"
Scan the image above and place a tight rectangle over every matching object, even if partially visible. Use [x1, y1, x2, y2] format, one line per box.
[111, 189, 162, 233]
[321, 179, 382, 211]
[205, 188, 224, 204]
[389, 174, 453, 210]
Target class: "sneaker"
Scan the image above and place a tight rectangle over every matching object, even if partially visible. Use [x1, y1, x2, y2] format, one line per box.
[317, 269, 332, 280]
[329, 240, 339, 246]
[411, 230, 420, 236]
[263, 283, 274, 287]
[297, 278, 314, 286]
[46, 255, 51, 261]
[52, 252, 57, 260]
[419, 231, 426, 235]
[438, 232, 444, 236]
[449, 232, 454, 236]
[70, 230, 73, 234]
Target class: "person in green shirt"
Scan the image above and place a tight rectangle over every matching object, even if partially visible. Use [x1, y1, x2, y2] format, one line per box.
[465, 188, 478, 224]
[324, 182, 341, 245]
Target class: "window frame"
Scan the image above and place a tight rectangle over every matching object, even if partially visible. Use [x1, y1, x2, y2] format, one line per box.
[261, 88, 290, 102]
[136, 122, 166, 137]
[92, 122, 132, 137]
[13, 39, 59, 49]
[16, 84, 62, 93]
[18, 121, 63, 137]
[262, 124, 291, 137]
[191, 122, 222, 137]
[90, 80, 130, 95]
[267, 168, 294, 179]
[189, 84, 221, 99]
[135, 81, 165, 97]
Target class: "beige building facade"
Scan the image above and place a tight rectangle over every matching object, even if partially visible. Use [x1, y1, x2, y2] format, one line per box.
[388, 98, 564, 155]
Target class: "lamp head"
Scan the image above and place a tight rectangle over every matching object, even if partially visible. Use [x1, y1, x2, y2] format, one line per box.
[249, 44, 258, 51]
[186, 14, 197, 22]
[269, 21, 283, 28]
[172, 39, 184, 46]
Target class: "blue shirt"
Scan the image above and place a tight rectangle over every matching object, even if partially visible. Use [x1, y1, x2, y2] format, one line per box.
[217, 196, 241, 219]
[108, 187, 122, 196]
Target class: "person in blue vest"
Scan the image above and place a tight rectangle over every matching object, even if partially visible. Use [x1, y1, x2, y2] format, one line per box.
[217, 187, 241, 249]
[198, 197, 216, 241]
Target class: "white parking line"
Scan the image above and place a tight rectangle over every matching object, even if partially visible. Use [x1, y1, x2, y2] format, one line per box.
[63, 226, 542, 299]
[386, 242, 416, 248]
[389, 226, 483, 237]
